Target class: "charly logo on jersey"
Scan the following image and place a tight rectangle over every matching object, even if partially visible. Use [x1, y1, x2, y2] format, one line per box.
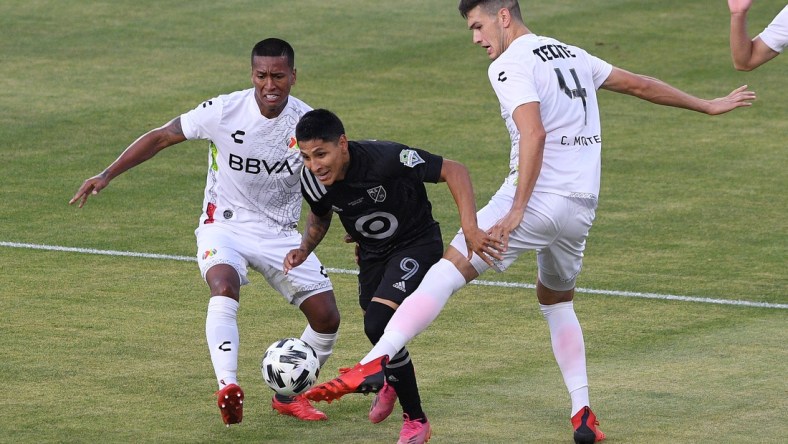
[231, 130, 245, 144]
[367, 185, 386, 203]
[399, 149, 424, 168]
[286, 136, 298, 150]
[498, 71, 507, 82]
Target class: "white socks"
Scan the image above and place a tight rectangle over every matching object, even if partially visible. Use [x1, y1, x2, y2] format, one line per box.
[300, 324, 338, 367]
[361, 259, 466, 364]
[540, 301, 590, 416]
[206, 296, 240, 389]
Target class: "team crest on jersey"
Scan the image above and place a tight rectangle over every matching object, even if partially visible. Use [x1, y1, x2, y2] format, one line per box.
[399, 149, 424, 168]
[367, 185, 386, 203]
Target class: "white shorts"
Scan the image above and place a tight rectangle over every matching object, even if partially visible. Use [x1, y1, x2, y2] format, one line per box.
[195, 224, 332, 306]
[450, 185, 596, 291]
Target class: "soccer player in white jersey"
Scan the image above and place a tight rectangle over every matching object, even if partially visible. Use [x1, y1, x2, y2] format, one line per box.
[70, 38, 339, 425]
[303, 2, 755, 442]
[729, 1, 788, 70]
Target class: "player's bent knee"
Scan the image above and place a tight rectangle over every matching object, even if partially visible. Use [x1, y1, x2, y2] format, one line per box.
[538, 270, 576, 293]
[300, 290, 340, 332]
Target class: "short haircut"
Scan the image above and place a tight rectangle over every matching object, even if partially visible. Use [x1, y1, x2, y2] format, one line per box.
[296, 109, 346, 143]
[458, 0, 522, 20]
[251, 38, 295, 69]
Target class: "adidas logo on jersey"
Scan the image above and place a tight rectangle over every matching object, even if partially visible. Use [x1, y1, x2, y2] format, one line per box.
[392, 281, 407, 292]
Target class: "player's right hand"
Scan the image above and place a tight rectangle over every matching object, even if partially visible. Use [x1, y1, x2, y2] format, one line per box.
[728, 0, 753, 14]
[283, 248, 309, 274]
[464, 227, 503, 269]
[69, 173, 109, 208]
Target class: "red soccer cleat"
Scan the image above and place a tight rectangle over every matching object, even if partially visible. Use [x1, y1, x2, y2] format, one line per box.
[271, 395, 327, 421]
[572, 406, 606, 443]
[215, 383, 244, 426]
[303, 356, 388, 403]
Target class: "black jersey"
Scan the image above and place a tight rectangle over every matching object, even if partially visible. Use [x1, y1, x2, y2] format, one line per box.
[301, 140, 443, 261]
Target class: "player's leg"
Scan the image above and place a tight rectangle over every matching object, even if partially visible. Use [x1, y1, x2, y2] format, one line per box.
[197, 226, 250, 426]
[363, 242, 440, 443]
[533, 195, 604, 443]
[255, 235, 337, 421]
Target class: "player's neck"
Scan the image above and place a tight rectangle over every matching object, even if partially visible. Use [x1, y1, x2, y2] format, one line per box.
[503, 24, 530, 53]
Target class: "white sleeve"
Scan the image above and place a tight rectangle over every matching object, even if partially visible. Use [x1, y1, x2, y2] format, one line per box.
[758, 5, 788, 53]
[180, 97, 223, 141]
[586, 52, 614, 89]
[488, 58, 539, 116]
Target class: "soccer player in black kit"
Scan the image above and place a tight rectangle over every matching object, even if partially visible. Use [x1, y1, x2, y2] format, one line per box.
[283, 109, 496, 444]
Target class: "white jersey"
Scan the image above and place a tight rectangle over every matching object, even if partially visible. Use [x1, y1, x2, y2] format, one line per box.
[181, 89, 312, 236]
[488, 34, 613, 199]
[759, 5, 788, 53]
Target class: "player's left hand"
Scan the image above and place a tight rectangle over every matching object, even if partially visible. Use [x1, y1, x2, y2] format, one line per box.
[343, 233, 360, 265]
[283, 248, 309, 274]
[706, 85, 756, 115]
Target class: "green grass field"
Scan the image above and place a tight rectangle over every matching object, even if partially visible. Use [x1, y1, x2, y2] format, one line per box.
[1, 0, 785, 442]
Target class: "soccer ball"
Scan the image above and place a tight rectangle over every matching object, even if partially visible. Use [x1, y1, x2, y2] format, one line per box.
[261, 338, 320, 396]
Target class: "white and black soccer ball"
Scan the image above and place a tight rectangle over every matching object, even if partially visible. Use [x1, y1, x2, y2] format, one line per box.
[261, 338, 320, 396]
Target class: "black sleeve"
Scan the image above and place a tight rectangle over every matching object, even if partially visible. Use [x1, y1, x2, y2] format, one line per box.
[385, 143, 443, 183]
[300, 166, 332, 217]
[413, 148, 443, 184]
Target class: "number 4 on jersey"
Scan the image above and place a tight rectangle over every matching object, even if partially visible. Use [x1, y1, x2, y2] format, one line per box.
[554, 68, 588, 125]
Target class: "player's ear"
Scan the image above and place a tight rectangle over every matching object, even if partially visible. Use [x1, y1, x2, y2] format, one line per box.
[499, 8, 510, 27]
[291, 68, 297, 85]
[338, 134, 348, 150]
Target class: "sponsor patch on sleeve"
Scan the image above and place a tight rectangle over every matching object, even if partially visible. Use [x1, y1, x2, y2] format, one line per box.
[399, 149, 425, 168]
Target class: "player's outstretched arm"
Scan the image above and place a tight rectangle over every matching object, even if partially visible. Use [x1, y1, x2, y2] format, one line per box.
[68, 117, 187, 208]
[600, 67, 756, 115]
[728, 0, 780, 70]
[439, 159, 501, 265]
[284, 210, 332, 274]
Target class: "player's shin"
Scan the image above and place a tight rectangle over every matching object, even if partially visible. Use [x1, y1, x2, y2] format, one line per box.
[300, 324, 338, 367]
[206, 296, 240, 388]
[540, 301, 590, 416]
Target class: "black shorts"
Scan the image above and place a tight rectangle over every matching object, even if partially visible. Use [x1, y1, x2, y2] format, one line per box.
[357, 236, 443, 311]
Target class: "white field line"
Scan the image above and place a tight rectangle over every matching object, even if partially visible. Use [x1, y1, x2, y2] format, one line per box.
[3, 241, 785, 309]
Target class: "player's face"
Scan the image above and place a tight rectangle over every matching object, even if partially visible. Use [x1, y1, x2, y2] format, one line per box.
[466, 6, 505, 60]
[298, 135, 350, 186]
[251, 55, 296, 119]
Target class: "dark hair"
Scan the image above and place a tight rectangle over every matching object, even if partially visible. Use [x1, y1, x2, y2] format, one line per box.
[251, 38, 295, 69]
[458, 0, 521, 20]
[296, 109, 345, 143]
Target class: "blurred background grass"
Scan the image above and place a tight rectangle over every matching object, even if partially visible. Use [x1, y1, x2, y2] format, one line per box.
[1, 0, 785, 442]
